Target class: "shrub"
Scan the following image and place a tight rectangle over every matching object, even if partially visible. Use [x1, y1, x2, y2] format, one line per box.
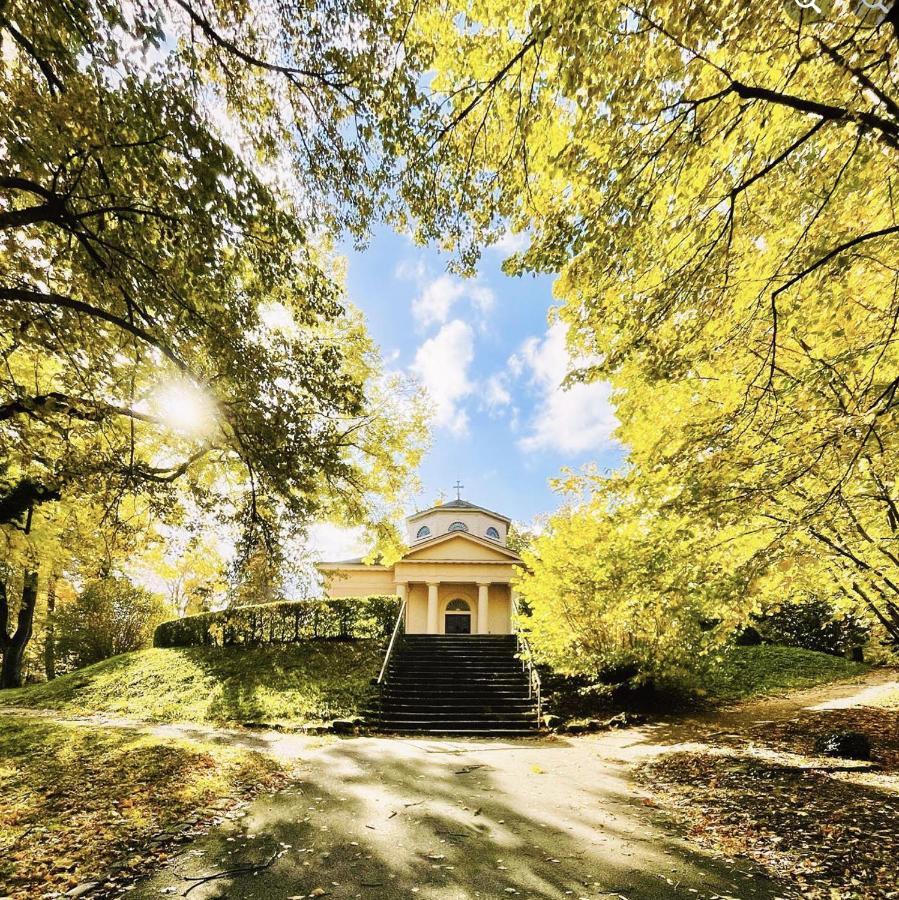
[55, 577, 170, 669]
[752, 599, 869, 657]
[153, 596, 400, 648]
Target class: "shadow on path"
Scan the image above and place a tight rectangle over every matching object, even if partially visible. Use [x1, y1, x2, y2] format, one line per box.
[130, 734, 781, 900]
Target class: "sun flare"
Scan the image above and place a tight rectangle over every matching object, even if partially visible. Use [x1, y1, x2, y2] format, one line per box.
[152, 379, 218, 439]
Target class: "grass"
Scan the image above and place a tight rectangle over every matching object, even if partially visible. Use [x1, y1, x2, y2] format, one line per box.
[0, 715, 287, 899]
[2, 640, 383, 727]
[703, 644, 869, 702]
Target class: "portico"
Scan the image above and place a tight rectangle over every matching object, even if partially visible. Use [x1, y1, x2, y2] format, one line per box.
[317, 498, 523, 635]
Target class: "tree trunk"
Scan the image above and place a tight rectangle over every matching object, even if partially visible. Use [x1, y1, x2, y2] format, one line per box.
[44, 574, 57, 681]
[1, 571, 39, 689]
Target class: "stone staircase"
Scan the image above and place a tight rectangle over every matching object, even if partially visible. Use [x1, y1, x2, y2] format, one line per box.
[367, 634, 540, 736]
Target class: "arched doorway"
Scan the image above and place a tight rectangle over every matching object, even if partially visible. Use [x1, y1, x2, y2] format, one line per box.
[444, 598, 471, 634]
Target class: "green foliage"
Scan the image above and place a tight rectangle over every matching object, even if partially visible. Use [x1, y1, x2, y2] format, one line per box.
[752, 599, 870, 658]
[514, 479, 761, 687]
[54, 576, 170, 670]
[1, 0, 434, 686]
[1, 0, 431, 552]
[5, 642, 382, 725]
[0, 715, 284, 895]
[153, 595, 400, 648]
[703, 646, 867, 703]
[418, 0, 899, 660]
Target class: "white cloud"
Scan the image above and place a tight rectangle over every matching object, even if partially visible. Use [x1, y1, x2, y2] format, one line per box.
[468, 284, 496, 316]
[491, 228, 530, 254]
[481, 373, 512, 415]
[394, 257, 427, 282]
[514, 322, 619, 455]
[415, 275, 464, 326]
[411, 319, 474, 436]
[408, 273, 496, 328]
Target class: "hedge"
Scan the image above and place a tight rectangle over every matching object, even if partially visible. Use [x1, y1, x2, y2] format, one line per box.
[153, 596, 401, 648]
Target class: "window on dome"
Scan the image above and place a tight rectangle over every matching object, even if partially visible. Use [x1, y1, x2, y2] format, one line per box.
[448, 521, 469, 532]
[416, 525, 431, 540]
[485, 526, 500, 540]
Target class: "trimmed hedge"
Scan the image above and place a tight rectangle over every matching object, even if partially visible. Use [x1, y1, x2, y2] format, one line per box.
[153, 596, 401, 648]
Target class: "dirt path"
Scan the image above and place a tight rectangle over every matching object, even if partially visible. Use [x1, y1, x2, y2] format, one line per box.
[5, 670, 896, 899]
[124, 732, 779, 900]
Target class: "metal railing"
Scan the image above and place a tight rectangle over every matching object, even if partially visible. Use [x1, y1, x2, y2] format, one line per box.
[377, 598, 407, 684]
[511, 596, 542, 726]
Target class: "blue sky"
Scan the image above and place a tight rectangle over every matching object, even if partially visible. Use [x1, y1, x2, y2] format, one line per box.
[339, 225, 625, 529]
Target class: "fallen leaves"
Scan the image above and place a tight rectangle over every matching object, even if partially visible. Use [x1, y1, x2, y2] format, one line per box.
[0, 715, 287, 899]
[638, 703, 899, 900]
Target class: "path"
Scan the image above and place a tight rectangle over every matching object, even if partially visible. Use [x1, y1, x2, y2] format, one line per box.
[6, 670, 896, 899]
[128, 732, 779, 900]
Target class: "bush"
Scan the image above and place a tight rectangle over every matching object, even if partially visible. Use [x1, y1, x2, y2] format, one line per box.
[55, 577, 170, 669]
[153, 596, 400, 648]
[752, 599, 869, 657]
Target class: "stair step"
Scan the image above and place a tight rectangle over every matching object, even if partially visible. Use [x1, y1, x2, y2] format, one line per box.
[375, 724, 539, 733]
[373, 714, 538, 724]
[368, 634, 540, 736]
[371, 699, 535, 708]
[384, 689, 529, 696]
[386, 672, 526, 680]
[391, 653, 522, 660]
[389, 656, 523, 663]
[382, 727, 540, 738]
[390, 658, 522, 663]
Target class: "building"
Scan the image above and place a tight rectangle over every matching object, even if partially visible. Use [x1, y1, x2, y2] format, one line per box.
[317, 498, 523, 635]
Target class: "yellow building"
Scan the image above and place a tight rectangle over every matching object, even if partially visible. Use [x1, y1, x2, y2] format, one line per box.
[317, 499, 523, 635]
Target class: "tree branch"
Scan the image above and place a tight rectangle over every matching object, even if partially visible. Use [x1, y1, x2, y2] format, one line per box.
[772, 225, 899, 299]
[0, 286, 187, 371]
[0, 392, 162, 425]
[729, 80, 899, 152]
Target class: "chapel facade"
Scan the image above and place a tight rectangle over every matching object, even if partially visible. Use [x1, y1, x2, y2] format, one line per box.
[317, 498, 523, 635]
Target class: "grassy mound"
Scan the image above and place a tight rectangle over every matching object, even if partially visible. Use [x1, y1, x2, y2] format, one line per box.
[704, 645, 868, 702]
[3, 640, 383, 727]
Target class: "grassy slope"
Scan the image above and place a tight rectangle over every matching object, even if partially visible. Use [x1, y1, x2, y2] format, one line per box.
[0, 715, 286, 898]
[3, 640, 383, 726]
[703, 645, 868, 702]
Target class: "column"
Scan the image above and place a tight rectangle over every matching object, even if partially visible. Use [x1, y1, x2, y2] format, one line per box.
[426, 582, 439, 634]
[395, 582, 407, 629]
[477, 582, 490, 634]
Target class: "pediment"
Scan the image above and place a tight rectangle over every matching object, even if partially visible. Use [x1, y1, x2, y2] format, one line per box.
[401, 531, 521, 563]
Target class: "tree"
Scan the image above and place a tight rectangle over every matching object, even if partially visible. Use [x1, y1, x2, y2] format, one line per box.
[1, 1, 428, 541]
[515, 471, 770, 684]
[0, 0, 434, 682]
[142, 532, 229, 617]
[54, 576, 170, 669]
[0, 569, 37, 687]
[418, 0, 899, 652]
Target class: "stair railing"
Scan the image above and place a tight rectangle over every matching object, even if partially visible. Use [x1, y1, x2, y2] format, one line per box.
[377, 597, 406, 684]
[511, 596, 542, 726]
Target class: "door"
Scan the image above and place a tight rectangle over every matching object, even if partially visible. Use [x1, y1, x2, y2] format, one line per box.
[445, 613, 471, 634]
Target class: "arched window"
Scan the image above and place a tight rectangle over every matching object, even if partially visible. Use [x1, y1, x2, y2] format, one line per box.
[446, 598, 470, 611]
[485, 526, 500, 540]
[448, 521, 469, 532]
[416, 525, 431, 540]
